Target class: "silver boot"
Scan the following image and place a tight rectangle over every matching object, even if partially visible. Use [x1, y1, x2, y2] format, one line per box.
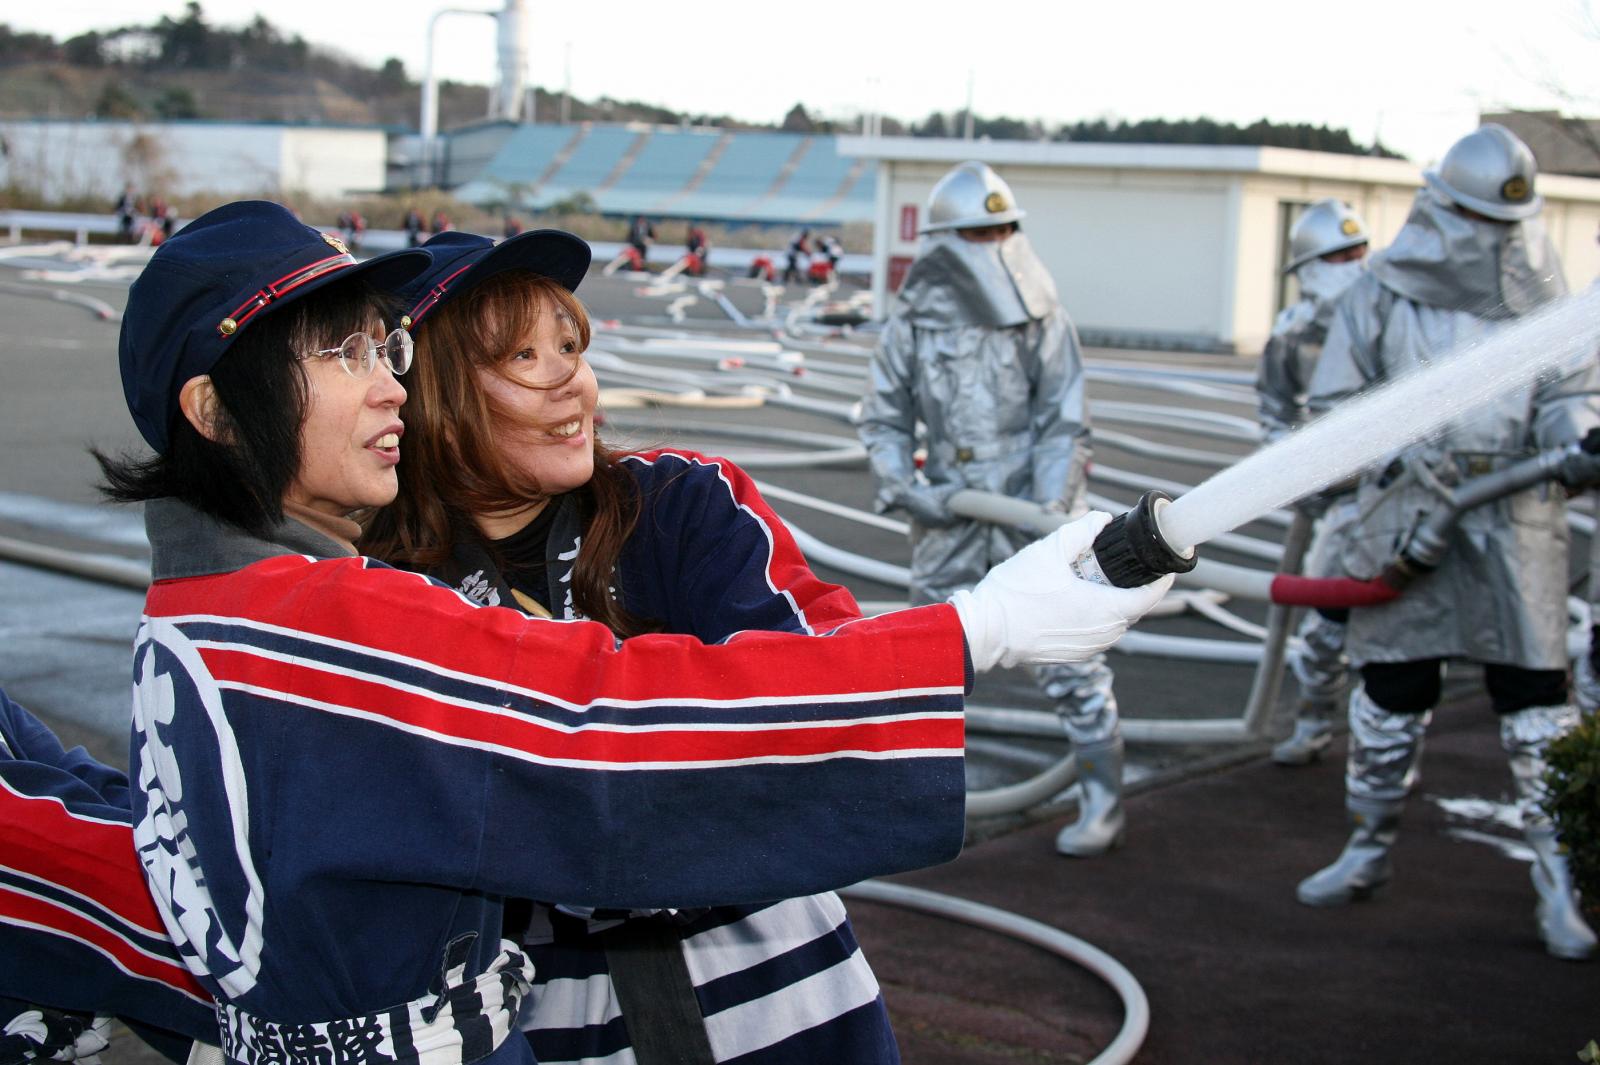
[1055, 736, 1125, 857]
[1276, 611, 1348, 766]
[1272, 700, 1335, 765]
[1297, 686, 1428, 906]
[1573, 646, 1600, 718]
[1297, 796, 1402, 905]
[1501, 705, 1598, 961]
[1041, 656, 1125, 858]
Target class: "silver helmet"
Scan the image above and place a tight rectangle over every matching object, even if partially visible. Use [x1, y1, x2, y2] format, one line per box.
[1285, 198, 1369, 272]
[921, 161, 1027, 234]
[1423, 124, 1542, 222]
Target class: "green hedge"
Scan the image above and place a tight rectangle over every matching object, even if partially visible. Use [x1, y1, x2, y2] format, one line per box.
[1542, 712, 1600, 919]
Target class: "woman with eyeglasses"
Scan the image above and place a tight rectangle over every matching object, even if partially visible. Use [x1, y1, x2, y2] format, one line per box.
[93, 201, 1168, 1065]
[356, 228, 1175, 1064]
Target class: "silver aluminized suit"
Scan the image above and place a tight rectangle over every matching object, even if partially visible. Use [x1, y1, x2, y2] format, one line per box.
[1308, 191, 1600, 671]
[1257, 260, 1368, 759]
[856, 232, 1114, 745]
[1298, 140, 1600, 959]
[1257, 260, 1366, 443]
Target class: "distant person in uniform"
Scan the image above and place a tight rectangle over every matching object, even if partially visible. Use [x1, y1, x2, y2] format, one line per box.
[336, 209, 366, 253]
[627, 214, 656, 271]
[404, 207, 426, 248]
[1298, 125, 1600, 961]
[503, 214, 524, 239]
[858, 161, 1131, 859]
[1255, 198, 1371, 766]
[818, 233, 843, 277]
[783, 228, 811, 284]
[115, 184, 138, 244]
[684, 221, 710, 275]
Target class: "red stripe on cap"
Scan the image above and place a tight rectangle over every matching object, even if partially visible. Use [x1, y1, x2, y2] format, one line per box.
[219, 253, 357, 337]
[405, 262, 476, 327]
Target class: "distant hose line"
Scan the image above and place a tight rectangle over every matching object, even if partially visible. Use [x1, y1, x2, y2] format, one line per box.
[840, 880, 1149, 1065]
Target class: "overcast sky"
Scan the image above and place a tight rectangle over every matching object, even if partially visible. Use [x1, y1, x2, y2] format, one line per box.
[12, 0, 1600, 164]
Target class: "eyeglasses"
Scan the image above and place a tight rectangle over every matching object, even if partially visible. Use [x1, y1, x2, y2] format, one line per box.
[299, 328, 413, 378]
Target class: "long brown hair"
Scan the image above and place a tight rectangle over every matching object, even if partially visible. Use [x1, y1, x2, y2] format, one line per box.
[361, 270, 649, 635]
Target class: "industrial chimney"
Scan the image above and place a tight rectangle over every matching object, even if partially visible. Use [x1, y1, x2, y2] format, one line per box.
[490, 0, 531, 122]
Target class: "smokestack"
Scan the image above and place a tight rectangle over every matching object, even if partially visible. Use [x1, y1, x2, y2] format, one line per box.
[492, 0, 531, 122]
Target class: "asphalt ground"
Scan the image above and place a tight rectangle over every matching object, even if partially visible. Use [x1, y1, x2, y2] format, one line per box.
[1, 252, 1594, 1062]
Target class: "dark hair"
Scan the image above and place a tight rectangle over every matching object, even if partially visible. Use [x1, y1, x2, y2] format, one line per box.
[359, 271, 653, 637]
[95, 279, 392, 537]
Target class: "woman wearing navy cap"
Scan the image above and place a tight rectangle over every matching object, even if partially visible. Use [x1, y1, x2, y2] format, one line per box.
[362, 231, 898, 1063]
[96, 200, 1169, 1065]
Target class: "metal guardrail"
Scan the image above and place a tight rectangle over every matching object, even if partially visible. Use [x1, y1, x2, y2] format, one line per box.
[0, 209, 872, 275]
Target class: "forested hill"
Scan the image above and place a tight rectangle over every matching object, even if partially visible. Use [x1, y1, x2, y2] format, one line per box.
[0, 5, 1402, 158]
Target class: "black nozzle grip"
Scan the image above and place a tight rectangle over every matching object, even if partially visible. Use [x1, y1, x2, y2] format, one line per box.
[1089, 491, 1198, 588]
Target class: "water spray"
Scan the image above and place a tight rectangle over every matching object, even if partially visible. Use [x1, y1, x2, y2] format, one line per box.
[1069, 285, 1600, 589]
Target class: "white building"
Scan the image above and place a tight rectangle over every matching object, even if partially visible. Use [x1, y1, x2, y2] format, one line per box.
[0, 119, 389, 204]
[841, 136, 1600, 354]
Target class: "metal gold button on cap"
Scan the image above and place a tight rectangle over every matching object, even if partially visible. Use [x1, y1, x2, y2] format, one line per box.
[400, 315, 412, 330]
[218, 317, 238, 336]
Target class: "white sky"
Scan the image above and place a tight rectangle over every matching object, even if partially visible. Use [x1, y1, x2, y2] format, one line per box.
[12, 0, 1600, 164]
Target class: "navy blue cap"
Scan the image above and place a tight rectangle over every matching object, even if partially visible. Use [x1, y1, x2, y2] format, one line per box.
[395, 229, 591, 332]
[118, 200, 431, 454]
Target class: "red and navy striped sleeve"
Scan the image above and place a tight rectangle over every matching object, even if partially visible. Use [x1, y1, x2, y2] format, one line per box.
[0, 693, 214, 1050]
[141, 551, 967, 911]
[620, 450, 864, 638]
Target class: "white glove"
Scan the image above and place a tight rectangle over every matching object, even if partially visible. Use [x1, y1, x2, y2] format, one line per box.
[950, 511, 1175, 671]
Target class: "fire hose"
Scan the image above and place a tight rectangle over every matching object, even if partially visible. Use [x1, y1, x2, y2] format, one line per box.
[1264, 434, 1600, 608]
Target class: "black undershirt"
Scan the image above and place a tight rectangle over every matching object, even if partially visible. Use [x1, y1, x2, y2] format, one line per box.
[490, 503, 559, 611]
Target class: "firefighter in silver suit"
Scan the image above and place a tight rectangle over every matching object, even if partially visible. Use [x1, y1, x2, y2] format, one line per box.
[1300, 125, 1599, 960]
[857, 161, 1122, 858]
[1257, 199, 1371, 765]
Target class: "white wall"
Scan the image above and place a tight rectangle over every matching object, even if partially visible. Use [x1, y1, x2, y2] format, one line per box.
[846, 136, 1600, 353]
[279, 128, 388, 198]
[0, 120, 386, 203]
[876, 157, 1242, 349]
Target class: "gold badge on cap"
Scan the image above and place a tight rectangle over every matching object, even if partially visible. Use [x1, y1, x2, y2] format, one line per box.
[322, 232, 350, 255]
[984, 191, 1008, 214]
[1340, 218, 1361, 236]
[217, 317, 238, 336]
[400, 315, 413, 330]
[1501, 176, 1530, 202]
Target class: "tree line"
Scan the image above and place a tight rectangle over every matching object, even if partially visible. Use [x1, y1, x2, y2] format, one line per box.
[2, 8, 1398, 157]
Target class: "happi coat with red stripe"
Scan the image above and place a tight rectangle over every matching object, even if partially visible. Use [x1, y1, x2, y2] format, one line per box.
[433, 450, 931, 1065]
[131, 470, 969, 1065]
[0, 690, 214, 1060]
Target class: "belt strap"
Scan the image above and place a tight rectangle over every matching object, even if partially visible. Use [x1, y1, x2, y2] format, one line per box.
[216, 941, 532, 1065]
[930, 428, 1036, 465]
[601, 921, 716, 1065]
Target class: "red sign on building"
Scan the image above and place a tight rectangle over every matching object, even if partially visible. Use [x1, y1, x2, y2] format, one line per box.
[887, 255, 914, 293]
[898, 204, 919, 243]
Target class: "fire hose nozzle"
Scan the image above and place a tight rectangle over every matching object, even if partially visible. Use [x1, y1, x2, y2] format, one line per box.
[1557, 435, 1600, 493]
[1071, 490, 1199, 589]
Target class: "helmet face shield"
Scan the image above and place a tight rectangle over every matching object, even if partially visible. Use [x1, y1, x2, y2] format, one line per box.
[903, 231, 1058, 327]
